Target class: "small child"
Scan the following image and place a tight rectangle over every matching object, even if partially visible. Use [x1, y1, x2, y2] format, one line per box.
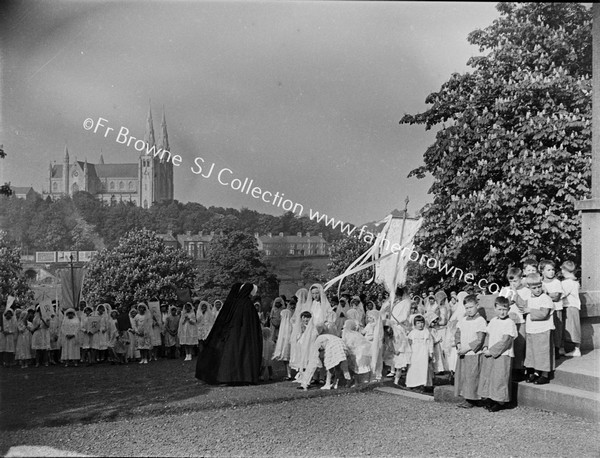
[134, 303, 152, 364]
[522, 258, 539, 277]
[499, 267, 529, 380]
[164, 306, 180, 359]
[114, 310, 131, 364]
[560, 261, 581, 357]
[60, 308, 81, 367]
[16, 308, 34, 368]
[2, 309, 17, 367]
[361, 310, 377, 341]
[539, 259, 565, 356]
[80, 306, 93, 365]
[523, 273, 555, 384]
[91, 304, 109, 363]
[261, 327, 275, 381]
[387, 321, 411, 386]
[426, 312, 447, 375]
[31, 306, 50, 367]
[478, 297, 517, 412]
[300, 333, 350, 390]
[454, 294, 487, 408]
[178, 302, 198, 361]
[405, 315, 433, 391]
[293, 311, 313, 383]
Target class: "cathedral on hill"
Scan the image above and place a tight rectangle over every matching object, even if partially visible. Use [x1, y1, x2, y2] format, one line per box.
[43, 107, 173, 208]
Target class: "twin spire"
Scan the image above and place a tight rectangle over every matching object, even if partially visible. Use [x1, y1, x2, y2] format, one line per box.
[144, 100, 169, 153]
[62, 102, 170, 164]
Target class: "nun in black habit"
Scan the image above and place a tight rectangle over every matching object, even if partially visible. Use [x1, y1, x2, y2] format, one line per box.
[195, 282, 263, 385]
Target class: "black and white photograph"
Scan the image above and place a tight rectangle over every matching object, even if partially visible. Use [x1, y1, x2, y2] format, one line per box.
[1, 1, 599, 456]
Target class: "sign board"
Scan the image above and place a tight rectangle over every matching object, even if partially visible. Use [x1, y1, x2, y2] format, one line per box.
[57, 251, 78, 263]
[78, 251, 98, 262]
[88, 316, 101, 333]
[39, 301, 54, 321]
[36, 252, 56, 263]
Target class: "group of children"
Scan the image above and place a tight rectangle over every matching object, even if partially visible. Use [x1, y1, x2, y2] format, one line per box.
[1, 257, 581, 413]
[257, 257, 581, 412]
[454, 257, 581, 410]
[0, 298, 226, 368]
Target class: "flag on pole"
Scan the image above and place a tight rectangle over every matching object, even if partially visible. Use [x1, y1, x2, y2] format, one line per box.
[57, 267, 86, 311]
[324, 213, 422, 300]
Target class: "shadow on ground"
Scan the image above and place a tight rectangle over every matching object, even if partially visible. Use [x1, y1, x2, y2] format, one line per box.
[0, 358, 390, 431]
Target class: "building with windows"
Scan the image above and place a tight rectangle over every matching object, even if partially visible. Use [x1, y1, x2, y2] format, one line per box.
[43, 107, 173, 208]
[255, 232, 328, 257]
[156, 231, 215, 260]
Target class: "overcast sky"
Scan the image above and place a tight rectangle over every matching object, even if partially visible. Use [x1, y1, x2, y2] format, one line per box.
[2, 1, 501, 226]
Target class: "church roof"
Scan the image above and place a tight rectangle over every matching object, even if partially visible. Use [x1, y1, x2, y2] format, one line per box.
[51, 162, 138, 179]
[11, 187, 35, 195]
[93, 164, 138, 178]
[177, 233, 213, 244]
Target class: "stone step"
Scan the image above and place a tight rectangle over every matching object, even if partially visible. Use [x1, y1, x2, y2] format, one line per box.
[515, 381, 600, 422]
[552, 349, 600, 392]
[434, 381, 600, 422]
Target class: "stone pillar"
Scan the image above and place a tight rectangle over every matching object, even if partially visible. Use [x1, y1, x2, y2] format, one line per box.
[575, 4, 600, 292]
[574, 4, 600, 348]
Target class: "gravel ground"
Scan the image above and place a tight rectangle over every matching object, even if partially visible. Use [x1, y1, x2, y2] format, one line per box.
[2, 389, 599, 457]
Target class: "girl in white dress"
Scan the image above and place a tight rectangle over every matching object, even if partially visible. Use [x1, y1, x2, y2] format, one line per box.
[16, 308, 34, 368]
[178, 302, 198, 361]
[406, 314, 433, 390]
[133, 303, 152, 364]
[60, 308, 80, 366]
[31, 305, 50, 367]
[272, 300, 294, 380]
[288, 288, 309, 377]
[196, 301, 213, 344]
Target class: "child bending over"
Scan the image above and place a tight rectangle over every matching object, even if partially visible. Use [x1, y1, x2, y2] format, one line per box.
[300, 333, 350, 390]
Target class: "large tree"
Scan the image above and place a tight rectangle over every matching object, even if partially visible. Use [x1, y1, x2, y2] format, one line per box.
[0, 231, 33, 307]
[197, 231, 278, 302]
[82, 229, 197, 306]
[400, 2, 592, 288]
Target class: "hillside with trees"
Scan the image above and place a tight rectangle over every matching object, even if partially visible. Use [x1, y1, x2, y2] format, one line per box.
[0, 191, 346, 253]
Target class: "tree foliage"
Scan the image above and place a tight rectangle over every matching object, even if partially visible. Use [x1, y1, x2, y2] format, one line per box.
[400, 2, 592, 288]
[0, 145, 11, 197]
[0, 231, 34, 307]
[326, 236, 386, 302]
[82, 229, 197, 307]
[197, 231, 278, 302]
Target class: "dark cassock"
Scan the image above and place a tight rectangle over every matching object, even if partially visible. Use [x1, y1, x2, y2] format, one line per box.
[195, 282, 263, 385]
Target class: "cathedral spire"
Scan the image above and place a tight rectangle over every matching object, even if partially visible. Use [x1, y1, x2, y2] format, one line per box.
[161, 106, 169, 151]
[63, 144, 70, 196]
[144, 100, 155, 149]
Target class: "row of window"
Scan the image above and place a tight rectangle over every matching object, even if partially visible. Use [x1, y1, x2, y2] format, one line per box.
[51, 180, 137, 192]
[265, 249, 324, 256]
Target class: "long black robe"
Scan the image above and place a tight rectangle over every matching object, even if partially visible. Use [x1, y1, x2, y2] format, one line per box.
[195, 283, 263, 385]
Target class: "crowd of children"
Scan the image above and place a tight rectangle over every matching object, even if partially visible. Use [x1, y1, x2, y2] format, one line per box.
[0, 298, 226, 368]
[262, 257, 582, 411]
[0, 257, 582, 412]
